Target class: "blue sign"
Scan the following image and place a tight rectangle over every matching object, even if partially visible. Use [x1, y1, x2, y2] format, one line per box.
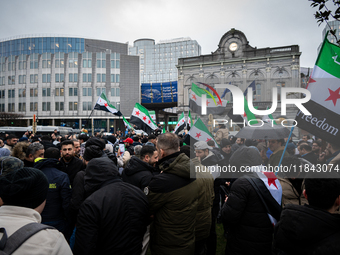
[141, 81, 178, 104]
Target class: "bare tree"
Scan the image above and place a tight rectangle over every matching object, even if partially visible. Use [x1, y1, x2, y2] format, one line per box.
[0, 112, 24, 126]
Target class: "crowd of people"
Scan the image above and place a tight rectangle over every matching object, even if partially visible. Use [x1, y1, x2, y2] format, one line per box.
[0, 126, 339, 255]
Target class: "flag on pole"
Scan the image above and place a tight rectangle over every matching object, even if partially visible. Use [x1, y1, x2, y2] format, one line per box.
[129, 103, 157, 135]
[187, 110, 193, 129]
[122, 116, 134, 130]
[227, 81, 258, 127]
[295, 34, 340, 144]
[94, 92, 122, 116]
[174, 112, 186, 134]
[189, 83, 228, 115]
[184, 118, 219, 147]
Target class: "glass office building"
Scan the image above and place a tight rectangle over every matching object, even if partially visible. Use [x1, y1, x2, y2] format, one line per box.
[129, 37, 201, 83]
[0, 36, 139, 131]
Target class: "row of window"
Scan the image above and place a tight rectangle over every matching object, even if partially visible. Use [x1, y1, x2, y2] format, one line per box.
[0, 56, 120, 71]
[0, 87, 120, 98]
[0, 100, 120, 112]
[1, 73, 120, 84]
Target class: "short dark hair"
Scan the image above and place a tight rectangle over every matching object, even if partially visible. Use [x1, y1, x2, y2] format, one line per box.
[305, 178, 340, 210]
[148, 134, 156, 140]
[6, 134, 17, 140]
[207, 140, 215, 146]
[140, 146, 157, 159]
[299, 144, 312, 152]
[157, 133, 179, 153]
[179, 145, 191, 158]
[41, 135, 51, 141]
[60, 140, 74, 149]
[303, 135, 310, 139]
[133, 136, 140, 142]
[78, 134, 89, 142]
[277, 139, 285, 146]
[45, 147, 60, 159]
[313, 140, 322, 147]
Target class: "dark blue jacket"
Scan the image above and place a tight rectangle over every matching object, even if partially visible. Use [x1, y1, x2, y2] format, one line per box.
[34, 158, 72, 222]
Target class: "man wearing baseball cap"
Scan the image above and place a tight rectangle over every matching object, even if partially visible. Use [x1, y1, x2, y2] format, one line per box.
[123, 137, 134, 156]
[0, 167, 72, 254]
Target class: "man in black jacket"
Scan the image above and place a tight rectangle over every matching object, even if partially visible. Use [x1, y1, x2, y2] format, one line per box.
[73, 152, 149, 255]
[122, 145, 158, 190]
[59, 140, 85, 186]
[34, 147, 72, 240]
[298, 143, 318, 165]
[220, 146, 273, 255]
[274, 178, 340, 254]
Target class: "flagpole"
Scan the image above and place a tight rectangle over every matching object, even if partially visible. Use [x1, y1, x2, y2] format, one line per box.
[276, 125, 295, 176]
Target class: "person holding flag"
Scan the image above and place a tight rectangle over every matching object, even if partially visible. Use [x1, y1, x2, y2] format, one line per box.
[174, 112, 186, 135]
[129, 103, 157, 135]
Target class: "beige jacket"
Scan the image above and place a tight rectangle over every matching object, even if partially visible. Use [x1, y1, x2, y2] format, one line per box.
[278, 178, 308, 207]
[214, 128, 229, 144]
[0, 206, 72, 255]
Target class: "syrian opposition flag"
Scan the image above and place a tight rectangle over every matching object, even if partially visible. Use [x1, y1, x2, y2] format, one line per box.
[228, 81, 258, 127]
[174, 112, 186, 134]
[94, 92, 122, 116]
[130, 103, 157, 135]
[122, 116, 134, 130]
[262, 107, 277, 125]
[187, 110, 193, 130]
[254, 166, 282, 226]
[189, 83, 228, 115]
[149, 111, 156, 122]
[184, 118, 219, 147]
[295, 35, 340, 144]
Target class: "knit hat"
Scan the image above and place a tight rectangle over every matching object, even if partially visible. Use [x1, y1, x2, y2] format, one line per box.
[0, 156, 24, 176]
[0, 167, 48, 209]
[19, 137, 29, 142]
[106, 135, 116, 145]
[85, 137, 105, 150]
[0, 147, 11, 158]
[83, 145, 103, 161]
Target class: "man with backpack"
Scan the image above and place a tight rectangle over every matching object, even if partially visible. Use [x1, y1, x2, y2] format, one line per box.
[0, 167, 72, 254]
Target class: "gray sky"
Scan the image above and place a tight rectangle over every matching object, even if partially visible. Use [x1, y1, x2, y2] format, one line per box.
[0, 0, 330, 67]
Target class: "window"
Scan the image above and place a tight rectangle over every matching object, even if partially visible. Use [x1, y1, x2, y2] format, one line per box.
[96, 52, 106, 68]
[68, 52, 78, 68]
[0, 90, 5, 98]
[116, 60, 120, 68]
[254, 83, 261, 101]
[0, 104, 4, 112]
[83, 73, 87, 82]
[19, 75, 26, 84]
[111, 88, 115, 96]
[30, 74, 38, 83]
[8, 76, 15, 85]
[30, 54, 39, 69]
[69, 102, 78, 111]
[97, 74, 101, 82]
[102, 74, 106, 82]
[69, 73, 73, 82]
[277, 82, 285, 101]
[8, 103, 15, 112]
[30, 88, 38, 97]
[69, 87, 78, 96]
[88, 73, 92, 82]
[42, 74, 51, 83]
[42, 102, 50, 111]
[19, 103, 26, 112]
[55, 73, 59, 82]
[0, 76, 4, 85]
[55, 53, 65, 68]
[18, 55, 27, 70]
[19, 89, 26, 97]
[55, 102, 64, 111]
[111, 74, 115, 83]
[116, 74, 120, 83]
[83, 102, 92, 111]
[42, 88, 51, 97]
[74, 73, 78, 82]
[55, 88, 64, 96]
[8, 56, 15, 71]
[83, 87, 92, 96]
[42, 53, 51, 68]
[8, 89, 15, 98]
[30, 102, 38, 111]
[116, 88, 120, 96]
[82, 52, 92, 68]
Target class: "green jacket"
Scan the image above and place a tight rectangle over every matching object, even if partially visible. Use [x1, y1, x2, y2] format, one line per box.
[148, 152, 199, 255]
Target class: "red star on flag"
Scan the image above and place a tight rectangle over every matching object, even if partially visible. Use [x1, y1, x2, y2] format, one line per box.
[306, 76, 316, 89]
[262, 171, 278, 189]
[135, 111, 140, 116]
[217, 101, 222, 106]
[243, 112, 247, 118]
[192, 95, 197, 101]
[206, 100, 210, 106]
[104, 103, 108, 107]
[143, 116, 147, 121]
[148, 120, 151, 124]
[206, 138, 212, 142]
[195, 132, 202, 139]
[177, 123, 180, 126]
[325, 87, 340, 106]
[182, 120, 185, 122]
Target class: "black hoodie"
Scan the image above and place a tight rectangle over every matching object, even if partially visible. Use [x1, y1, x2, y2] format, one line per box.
[274, 204, 340, 255]
[121, 156, 156, 190]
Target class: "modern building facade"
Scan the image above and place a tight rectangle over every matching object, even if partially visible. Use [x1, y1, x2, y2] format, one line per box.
[129, 37, 201, 84]
[177, 28, 302, 131]
[0, 36, 139, 131]
[322, 20, 340, 44]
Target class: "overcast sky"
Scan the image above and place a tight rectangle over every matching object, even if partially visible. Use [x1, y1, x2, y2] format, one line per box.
[0, 0, 332, 67]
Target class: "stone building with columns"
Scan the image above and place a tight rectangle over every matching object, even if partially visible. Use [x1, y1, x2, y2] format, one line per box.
[177, 28, 301, 131]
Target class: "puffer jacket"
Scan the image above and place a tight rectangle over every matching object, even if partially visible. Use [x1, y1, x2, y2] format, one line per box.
[191, 157, 214, 241]
[122, 156, 156, 190]
[274, 204, 340, 255]
[147, 152, 199, 255]
[74, 156, 149, 255]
